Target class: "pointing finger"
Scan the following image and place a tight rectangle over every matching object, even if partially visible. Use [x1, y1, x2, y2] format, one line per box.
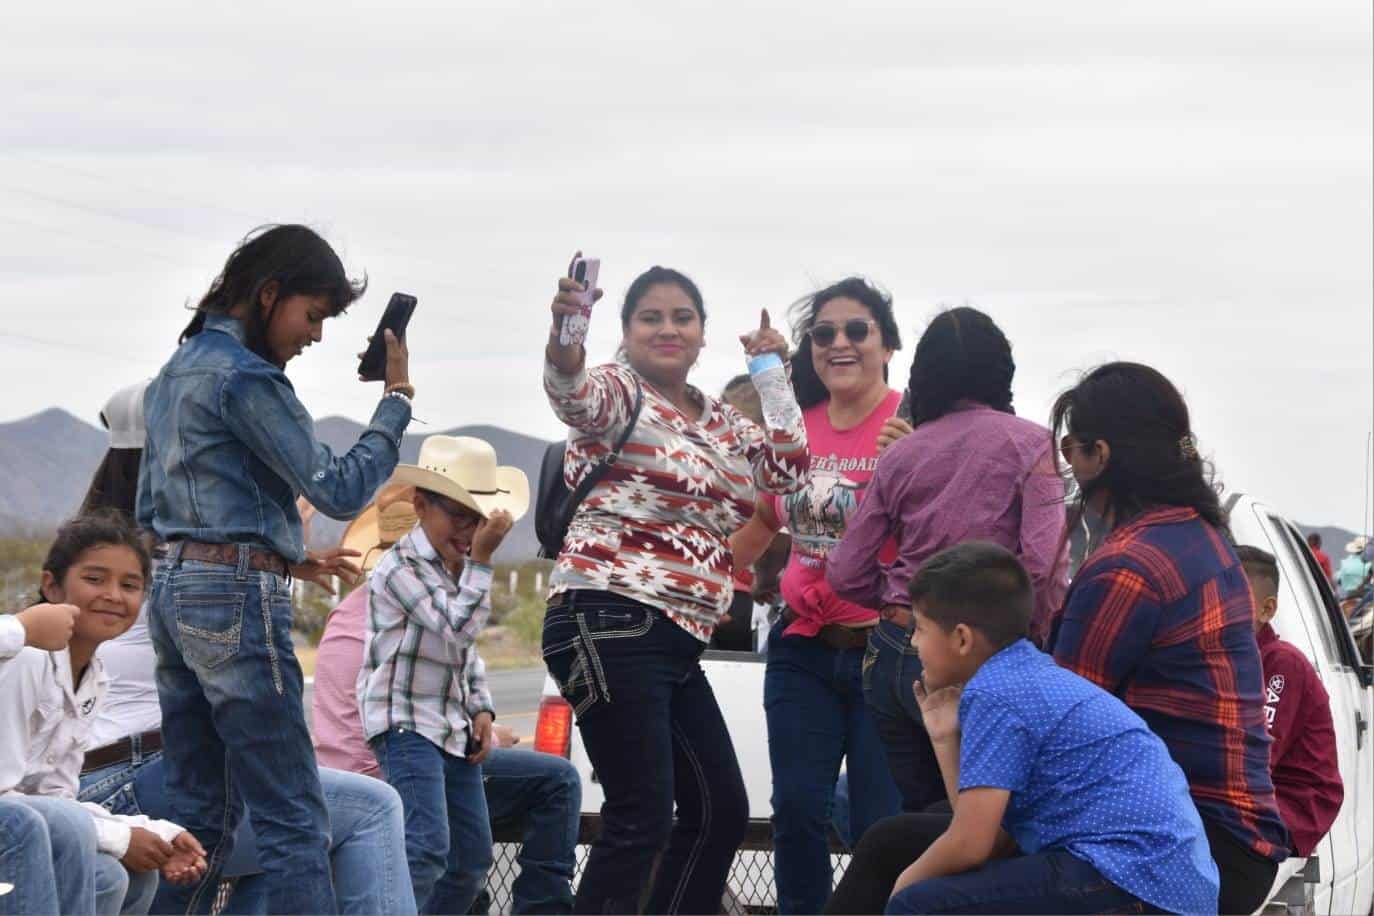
[760, 308, 771, 330]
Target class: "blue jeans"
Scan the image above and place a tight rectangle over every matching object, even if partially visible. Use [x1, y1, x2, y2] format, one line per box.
[145, 551, 335, 914]
[372, 728, 493, 916]
[3, 795, 151, 916]
[481, 748, 581, 914]
[1, 800, 58, 915]
[93, 855, 157, 916]
[886, 847, 1152, 914]
[1, 796, 93, 915]
[79, 752, 416, 916]
[765, 620, 902, 914]
[542, 591, 749, 915]
[863, 620, 944, 813]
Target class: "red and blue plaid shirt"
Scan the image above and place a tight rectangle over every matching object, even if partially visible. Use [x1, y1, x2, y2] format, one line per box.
[1046, 507, 1289, 861]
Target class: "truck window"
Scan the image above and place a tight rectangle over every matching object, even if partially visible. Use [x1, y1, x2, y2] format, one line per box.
[1271, 515, 1363, 672]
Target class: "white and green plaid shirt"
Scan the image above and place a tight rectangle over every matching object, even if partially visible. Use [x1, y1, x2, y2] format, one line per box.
[357, 524, 495, 757]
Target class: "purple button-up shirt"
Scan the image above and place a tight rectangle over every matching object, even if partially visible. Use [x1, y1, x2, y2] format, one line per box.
[826, 404, 1068, 635]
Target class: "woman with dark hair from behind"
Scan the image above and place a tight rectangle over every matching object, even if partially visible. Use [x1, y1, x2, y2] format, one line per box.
[138, 224, 414, 914]
[827, 307, 1067, 816]
[1044, 361, 1289, 913]
[729, 277, 904, 913]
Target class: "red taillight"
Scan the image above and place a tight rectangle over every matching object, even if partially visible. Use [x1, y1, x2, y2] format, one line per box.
[533, 695, 573, 757]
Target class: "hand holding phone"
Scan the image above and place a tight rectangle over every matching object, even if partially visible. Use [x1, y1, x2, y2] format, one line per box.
[559, 255, 600, 347]
[358, 293, 417, 383]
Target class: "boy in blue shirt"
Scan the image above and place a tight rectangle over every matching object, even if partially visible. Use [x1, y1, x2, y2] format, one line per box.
[832, 542, 1219, 914]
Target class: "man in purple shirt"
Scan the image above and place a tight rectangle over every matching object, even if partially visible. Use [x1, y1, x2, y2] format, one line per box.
[827, 307, 1067, 814]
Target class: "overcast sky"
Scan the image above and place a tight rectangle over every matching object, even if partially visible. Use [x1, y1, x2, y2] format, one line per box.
[2, 0, 1370, 531]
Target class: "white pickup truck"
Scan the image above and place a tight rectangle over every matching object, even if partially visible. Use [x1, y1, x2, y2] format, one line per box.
[533, 493, 1374, 915]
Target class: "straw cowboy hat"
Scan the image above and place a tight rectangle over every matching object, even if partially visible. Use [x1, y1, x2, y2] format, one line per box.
[391, 435, 529, 522]
[1347, 536, 1368, 556]
[340, 484, 420, 573]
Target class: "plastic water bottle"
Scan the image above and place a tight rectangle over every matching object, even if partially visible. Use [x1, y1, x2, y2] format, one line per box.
[747, 353, 801, 430]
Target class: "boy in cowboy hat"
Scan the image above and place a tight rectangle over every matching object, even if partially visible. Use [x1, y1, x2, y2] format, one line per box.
[316, 485, 582, 914]
[357, 436, 529, 915]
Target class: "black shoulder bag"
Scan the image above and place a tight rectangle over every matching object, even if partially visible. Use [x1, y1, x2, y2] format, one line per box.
[535, 380, 644, 559]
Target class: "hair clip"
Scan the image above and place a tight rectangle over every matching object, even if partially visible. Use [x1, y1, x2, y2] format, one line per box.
[1179, 434, 1199, 459]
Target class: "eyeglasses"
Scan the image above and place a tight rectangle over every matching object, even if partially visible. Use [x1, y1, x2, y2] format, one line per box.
[426, 493, 482, 529]
[810, 319, 878, 348]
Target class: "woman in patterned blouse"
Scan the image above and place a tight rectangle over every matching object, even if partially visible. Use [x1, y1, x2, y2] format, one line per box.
[541, 263, 808, 914]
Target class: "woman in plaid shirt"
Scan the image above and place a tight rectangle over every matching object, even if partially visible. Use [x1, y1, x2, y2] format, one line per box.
[1046, 362, 1289, 914]
[542, 264, 808, 913]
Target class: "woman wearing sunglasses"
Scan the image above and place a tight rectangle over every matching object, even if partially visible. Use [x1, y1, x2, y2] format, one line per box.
[825, 307, 1068, 820]
[730, 277, 905, 914]
[1045, 362, 1288, 914]
[541, 263, 808, 914]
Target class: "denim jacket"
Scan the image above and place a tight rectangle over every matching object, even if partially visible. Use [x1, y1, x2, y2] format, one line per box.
[136, 313, 411, 563]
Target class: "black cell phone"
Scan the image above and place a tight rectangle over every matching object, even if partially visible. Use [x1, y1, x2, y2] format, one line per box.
[897, 388, 912, 423]
[357, 293, 417, 381]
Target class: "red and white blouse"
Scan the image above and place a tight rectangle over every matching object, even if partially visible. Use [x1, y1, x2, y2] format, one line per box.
[544, 360, 809, 640]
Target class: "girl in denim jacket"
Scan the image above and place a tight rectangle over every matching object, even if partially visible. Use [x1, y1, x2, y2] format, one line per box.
[136, 225, 414, 914]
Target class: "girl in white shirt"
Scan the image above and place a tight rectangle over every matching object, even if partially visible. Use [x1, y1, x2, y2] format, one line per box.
[0, 512, 206, 915]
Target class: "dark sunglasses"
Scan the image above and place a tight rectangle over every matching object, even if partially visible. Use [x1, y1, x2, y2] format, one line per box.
[810, 318, 878, 348]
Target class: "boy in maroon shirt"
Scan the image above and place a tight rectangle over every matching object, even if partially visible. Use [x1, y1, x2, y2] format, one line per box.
[1236, 546, 1344, 856]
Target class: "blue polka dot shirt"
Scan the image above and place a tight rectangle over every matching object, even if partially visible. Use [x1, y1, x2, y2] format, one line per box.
[959, 639, 1220, 914]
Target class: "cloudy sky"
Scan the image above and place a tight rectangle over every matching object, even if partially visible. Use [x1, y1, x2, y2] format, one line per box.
[2, 0, 1370, 531]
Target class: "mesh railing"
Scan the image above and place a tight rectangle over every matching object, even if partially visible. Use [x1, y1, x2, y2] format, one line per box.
[213, 815, 850, 914]
[484, 815, 850, 915]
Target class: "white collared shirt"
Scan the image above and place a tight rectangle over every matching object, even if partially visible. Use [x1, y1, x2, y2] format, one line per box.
[0, 646, 184, 857]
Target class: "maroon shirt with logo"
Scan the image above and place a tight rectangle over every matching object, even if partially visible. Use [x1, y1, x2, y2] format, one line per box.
[1258, 624, 1344, 856]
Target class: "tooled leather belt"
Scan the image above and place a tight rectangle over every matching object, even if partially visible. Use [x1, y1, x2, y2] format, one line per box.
[159, 540, 289, 577]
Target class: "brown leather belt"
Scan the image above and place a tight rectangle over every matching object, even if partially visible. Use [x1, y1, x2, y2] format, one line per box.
[81, 730, 164, 775]
[164, 541, 289, 577]
[881, 604, 914, 629]
[781, 608, 874, 651]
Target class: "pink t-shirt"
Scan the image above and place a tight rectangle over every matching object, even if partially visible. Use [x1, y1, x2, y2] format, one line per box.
[311, 587, 381, 779]
[771, 389, 900, 637]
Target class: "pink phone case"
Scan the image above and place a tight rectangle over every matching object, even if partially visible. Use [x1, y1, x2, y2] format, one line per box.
[559, 257, 600, 347]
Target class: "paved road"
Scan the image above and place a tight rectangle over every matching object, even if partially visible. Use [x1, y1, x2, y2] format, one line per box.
[303, 664, 548, 740]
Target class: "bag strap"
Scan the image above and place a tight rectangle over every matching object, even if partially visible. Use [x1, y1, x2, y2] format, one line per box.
[556, 378, 644, 543]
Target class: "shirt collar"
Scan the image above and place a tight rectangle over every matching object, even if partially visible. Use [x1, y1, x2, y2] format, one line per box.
[52, 648, 107, 713]
[204, 312, 248, 344]
[1105, 506, 1200, 544]
[970, 638, 1037, 685]
[1257, 623, 1279, 648]
[407, 523, 438, 561]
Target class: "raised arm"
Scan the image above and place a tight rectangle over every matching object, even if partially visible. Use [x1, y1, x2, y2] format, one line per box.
[221, 367, 410, 521]
[734, 310, 808, 495]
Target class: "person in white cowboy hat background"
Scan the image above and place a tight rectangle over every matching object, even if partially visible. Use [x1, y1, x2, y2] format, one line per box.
[315, 485, 581, 915]
[1337, 536, 1372, 601]
[357, 435, 528, 915]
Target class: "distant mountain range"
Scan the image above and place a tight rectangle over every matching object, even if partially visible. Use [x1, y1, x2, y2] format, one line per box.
[0, 409, 556, 560]
[0, 408, 1362, 563]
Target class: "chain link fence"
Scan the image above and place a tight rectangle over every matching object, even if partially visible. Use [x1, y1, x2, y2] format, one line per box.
[485, 815, 851, 915]
[213, 815, 849, 914]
